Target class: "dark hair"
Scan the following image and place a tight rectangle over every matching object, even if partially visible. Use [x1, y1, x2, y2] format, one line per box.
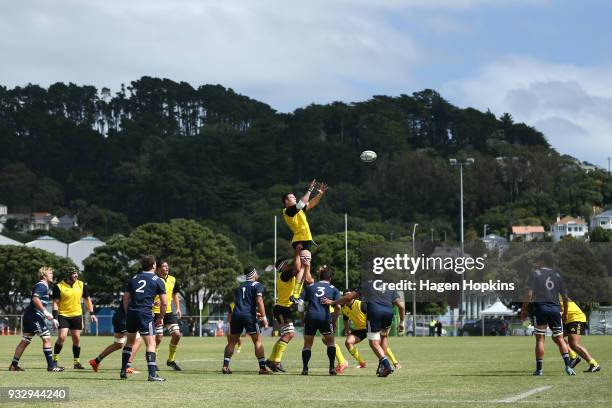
[141, 255, 156, 271]
[536, 251, 554, 267]
[157, 259, 168, 269]
[319, 266, 333, 281]
[281, 193, 293, 205]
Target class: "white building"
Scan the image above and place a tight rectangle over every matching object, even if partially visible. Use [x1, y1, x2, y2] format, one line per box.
[481, 234, 509, 251]
[591, 209, 612, 231]
[0, 234, 22, 246]
[550, 216, 588, 242]
[68, 237, 105, 270]
[510, 226, 545, 242]
[25, 235, 68, 258]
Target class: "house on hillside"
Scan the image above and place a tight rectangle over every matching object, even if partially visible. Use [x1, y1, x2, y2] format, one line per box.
[550, 216, 588, 242]
[58, 214, 78, 230]
[510, 226, 545, 242]
[8, 212, 60, 232]
[591, 209, 612, 231]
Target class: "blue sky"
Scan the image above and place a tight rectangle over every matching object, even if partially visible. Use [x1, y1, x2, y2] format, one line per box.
[1, 0, 611, 166]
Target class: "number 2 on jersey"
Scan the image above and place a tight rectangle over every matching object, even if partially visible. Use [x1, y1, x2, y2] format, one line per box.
[135, 280, 146, 293]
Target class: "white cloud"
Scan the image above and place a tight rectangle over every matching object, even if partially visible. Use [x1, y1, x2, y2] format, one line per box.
[0, 1, 425, 111]
[443, 56, 612, 166]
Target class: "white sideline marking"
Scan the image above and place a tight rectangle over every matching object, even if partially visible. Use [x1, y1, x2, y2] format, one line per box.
[497, 386, 552, 403]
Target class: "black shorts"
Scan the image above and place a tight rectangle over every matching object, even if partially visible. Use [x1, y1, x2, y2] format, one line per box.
[531, 306, 562, 332]
[366, 308, 393, 334]
[292, 240, 312, 250]
[112, 313, 126, 334]
[273, 305, 294, 325]
[564, 321, 588, 336]
[58, 315, 83, 330]
[304, 318, 333, 336]
[22, 312, 49, 335]
[126, 312, 155, 335]
[154, 312, 179, 326]
[350, 329, 367, 341]
[230, 315, 259, 335]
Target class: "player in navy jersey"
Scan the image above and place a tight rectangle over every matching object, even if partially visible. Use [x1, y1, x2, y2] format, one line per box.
[300, 266, 341, 376]
[222, 266, 270, 375]
[120, 255, 167, 381]
[9, 267, 64, 372]
[521, 252, 575, 376]
[324, 282, 405, 377]
[89, 294, 142, 373]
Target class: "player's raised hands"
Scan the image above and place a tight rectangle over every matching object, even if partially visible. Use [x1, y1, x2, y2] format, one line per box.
[320, 296, 333, 305]
[318, 182, 328, 194]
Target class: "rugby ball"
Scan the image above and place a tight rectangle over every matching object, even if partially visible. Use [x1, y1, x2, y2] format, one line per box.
[360, 150, 377, 163]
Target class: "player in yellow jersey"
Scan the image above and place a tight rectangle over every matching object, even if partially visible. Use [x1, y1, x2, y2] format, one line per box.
[265, 249, 312, 372]
[561, 300, 600, 372]
[153, 260, 183, 371]
[281, 179, 328, 301]
[52, 267, 97, 369]
[340, 293, 401, 370]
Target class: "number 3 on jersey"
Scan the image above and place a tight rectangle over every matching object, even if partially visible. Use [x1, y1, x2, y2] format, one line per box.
[315, 287, 325, 297]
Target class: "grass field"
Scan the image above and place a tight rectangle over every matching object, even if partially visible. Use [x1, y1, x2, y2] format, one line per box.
[0, 335, 610, 407]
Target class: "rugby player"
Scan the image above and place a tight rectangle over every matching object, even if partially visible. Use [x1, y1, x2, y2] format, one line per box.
[266, 249, 312, 372]
[281, 179, 328, 301]
[9, 267, 64, 372]
[323, 284, 405, 377]
[153, 260, 183, 371]
[300, 266, 340, 376]
[520, 252, 575, 376]
[340, 293, 401, 369]
[561, 300, 600, 372]
[120, 255, 167, 381]
[222, 266, 270, 375]
[52, 267, 97, 369]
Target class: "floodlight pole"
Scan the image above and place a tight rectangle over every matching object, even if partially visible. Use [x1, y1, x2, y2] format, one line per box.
[449, 158, 474, 320]
[345, 213, 349, 290]
[412, 223, 418, 336]
[274, 216, 277, 303]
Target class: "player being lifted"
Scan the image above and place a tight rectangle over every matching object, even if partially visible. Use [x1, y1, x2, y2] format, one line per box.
[89, 293, 142, 374]
[339, 291, 401, 370]
[265, 249, 312, 372]
[520, 252, 575, 376]
[52, 266, 97, 369]
[153, 260, 183, 371]
[223, 266, 270, 375]
[562, 299, 600, 372]
[300, 266, 341, 376]
[9, 266, 63, 372]
[281, 179, 328, 301]
[121, 255, 167, 381]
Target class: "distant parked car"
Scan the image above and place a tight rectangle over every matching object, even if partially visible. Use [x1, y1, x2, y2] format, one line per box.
[459, 318, 508, 336]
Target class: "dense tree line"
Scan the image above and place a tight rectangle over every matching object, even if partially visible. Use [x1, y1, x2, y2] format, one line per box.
[1, 77, 611, 265]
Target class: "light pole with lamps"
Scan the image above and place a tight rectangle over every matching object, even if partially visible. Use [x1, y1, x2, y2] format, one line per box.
[449, 157, 474, 318]
[411, 223, 418, 336]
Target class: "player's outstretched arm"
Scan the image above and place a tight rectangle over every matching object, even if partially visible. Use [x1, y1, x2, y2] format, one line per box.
[298, 179, 316, 209]
[85, 297, 98, 323]
[306, 182, 327, 211]
[322, 291, 358, 306]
